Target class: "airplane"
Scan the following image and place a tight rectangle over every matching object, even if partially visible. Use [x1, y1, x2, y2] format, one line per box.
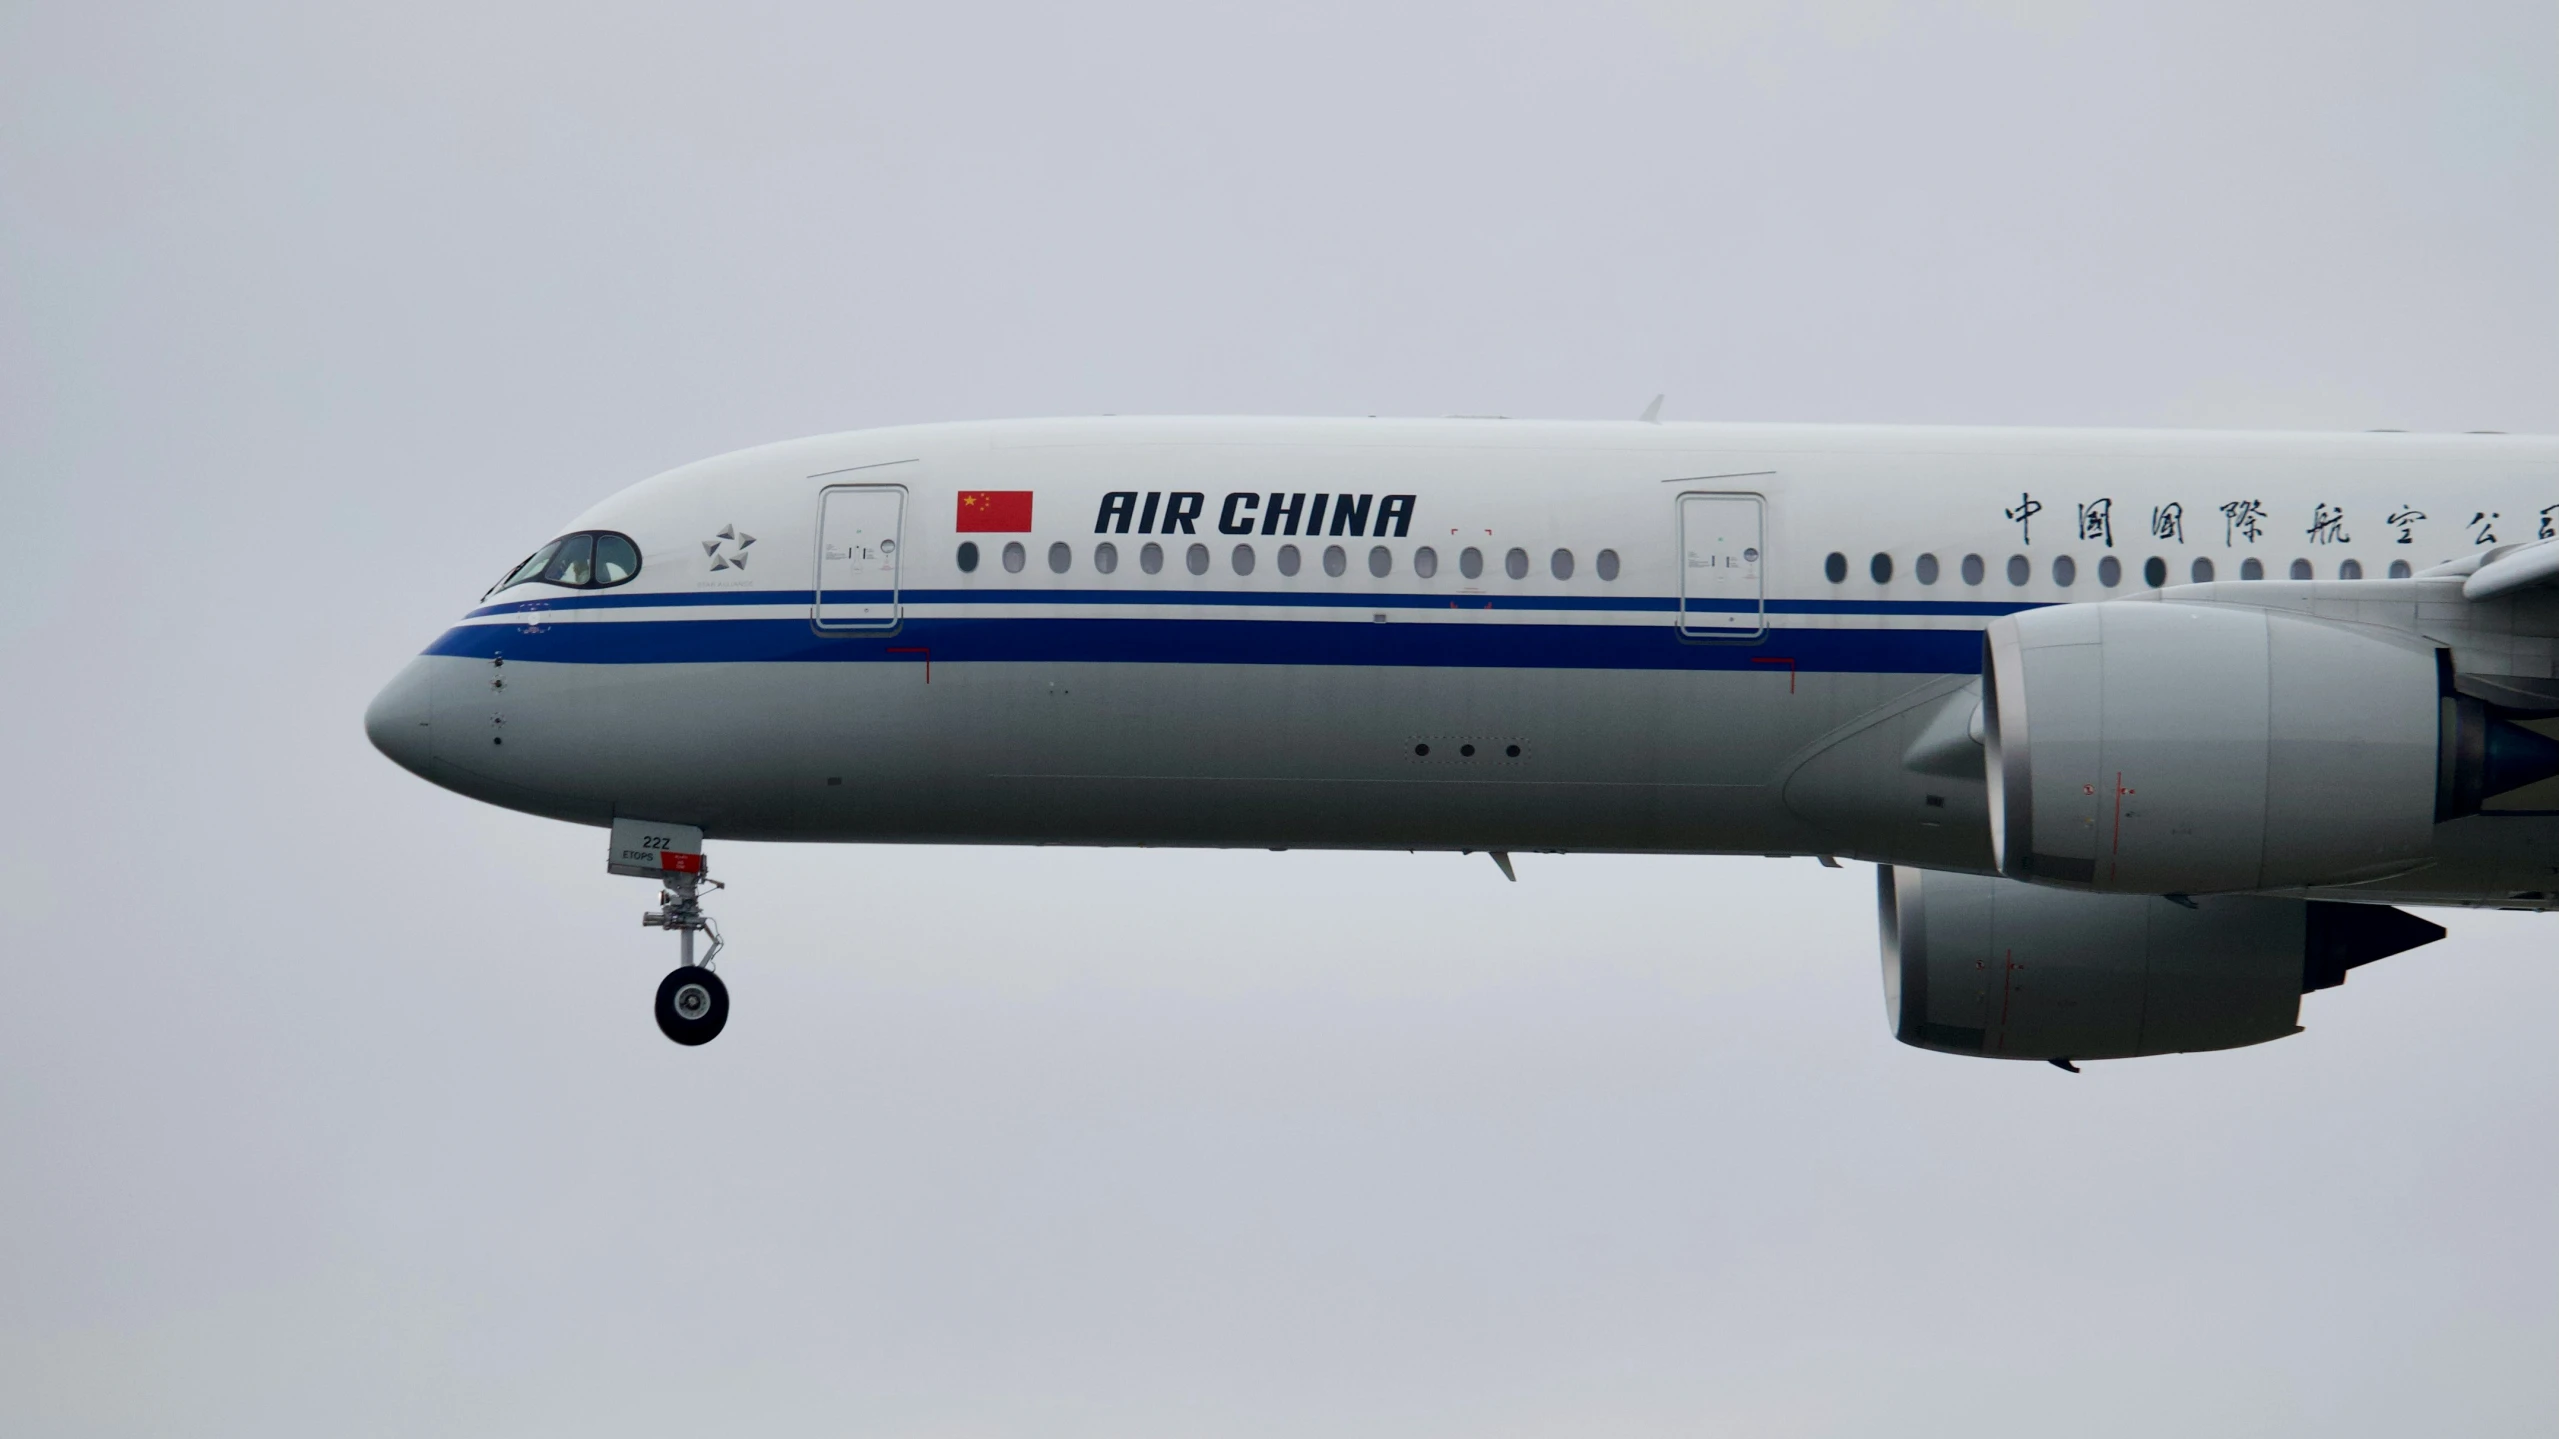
[365, 415, 2559, 1062]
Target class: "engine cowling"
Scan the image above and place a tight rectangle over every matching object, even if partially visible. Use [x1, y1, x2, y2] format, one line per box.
[1983, 600, 2559, 893]
[1879, 865, 2444, 1062]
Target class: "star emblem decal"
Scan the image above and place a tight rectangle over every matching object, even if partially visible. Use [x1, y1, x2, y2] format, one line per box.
[703, 524, 757, 571]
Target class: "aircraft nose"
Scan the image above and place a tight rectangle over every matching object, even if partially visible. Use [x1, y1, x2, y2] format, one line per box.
[365, 657, 436, 778]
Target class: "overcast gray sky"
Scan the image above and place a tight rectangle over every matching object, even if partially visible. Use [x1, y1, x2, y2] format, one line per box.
[3, 3, 2555, 1434]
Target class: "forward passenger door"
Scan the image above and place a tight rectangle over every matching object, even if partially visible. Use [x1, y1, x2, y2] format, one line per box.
[1677, 491, 1766, 639]
[814, 481, 906, 631]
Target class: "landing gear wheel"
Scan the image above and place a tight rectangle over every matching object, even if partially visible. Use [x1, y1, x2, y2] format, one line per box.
[655, 966, 730, 1046]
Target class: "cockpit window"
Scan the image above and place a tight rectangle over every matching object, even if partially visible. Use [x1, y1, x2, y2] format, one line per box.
[492, 530, 642, 594]
[543, 533, 596, 586]
[594, 533, 640, 584]
[496, 541, 561, 593]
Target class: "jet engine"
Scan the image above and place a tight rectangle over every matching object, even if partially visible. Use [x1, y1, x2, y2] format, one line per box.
[1878, 865, 2444, 1061]
[1982, 601, 2559, 893]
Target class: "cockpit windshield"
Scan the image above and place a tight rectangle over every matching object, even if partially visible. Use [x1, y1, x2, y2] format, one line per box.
[594, 533, 640, 583]
[491, 531, 642, 595]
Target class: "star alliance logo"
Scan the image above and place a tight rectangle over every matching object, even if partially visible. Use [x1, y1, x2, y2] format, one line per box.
[703, 524, 757, 571]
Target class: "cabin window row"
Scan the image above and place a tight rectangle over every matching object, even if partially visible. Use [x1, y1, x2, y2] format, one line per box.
[1822, 551, 2419, 587]
[957, 541, 1624, 582]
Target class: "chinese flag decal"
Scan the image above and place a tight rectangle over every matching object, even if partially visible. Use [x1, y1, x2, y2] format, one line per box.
[956, 490, 1034, 532]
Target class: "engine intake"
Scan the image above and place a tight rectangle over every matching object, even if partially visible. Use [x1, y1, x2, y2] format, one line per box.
[1982, 601, 2559, 893]
[1880, 865, 2444, 1061]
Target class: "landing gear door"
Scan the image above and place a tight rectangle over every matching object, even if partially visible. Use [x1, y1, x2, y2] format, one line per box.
[1678, 492, 1766, 640]
[814, 483, 905, 631]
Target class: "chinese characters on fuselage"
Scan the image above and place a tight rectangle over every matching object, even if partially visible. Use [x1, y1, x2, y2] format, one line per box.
[2003, 492, 2043, 543]
[1989, 495, 2542, 552]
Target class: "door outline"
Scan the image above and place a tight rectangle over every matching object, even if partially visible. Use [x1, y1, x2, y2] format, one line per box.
[812, 467, 911, 633]
[1676, 490, 1767, 642]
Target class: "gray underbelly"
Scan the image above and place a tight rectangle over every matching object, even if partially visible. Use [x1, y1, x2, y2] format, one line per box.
[419, 655, 1935, 851]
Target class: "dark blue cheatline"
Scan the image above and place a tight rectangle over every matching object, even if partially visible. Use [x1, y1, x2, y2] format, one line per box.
[425, 614, 1985, 675]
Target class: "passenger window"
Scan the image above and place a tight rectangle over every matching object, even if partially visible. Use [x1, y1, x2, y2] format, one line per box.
[1961, 553, 1985, 586]
[2006, 555, 2030, 586]
[2052, 555, 2076, 586]
[2388, 559, 2412, 578]
[1140, 542, 1164, 575]
[1048, 541, 1072, 574]
[2288, 558, 2312, 580]
[2143, 556, 2166, 587]
[1596, 549, 1620, 581]
[1869, 552, 1892, 584]
[2240, 557, 2265, 580]
[1369, 545, 1392, 578]
[1459, 547, 1484, 579]
[1232, 543, 1255, 575]
[1003, 541, 1027, 574]
[1094, 541, 1118, 574]
[1551, 549, 1574, 580]
[2339, 558, 2363, 579]
[1504, 547, 1529, 580]
[1414, 546, 1438, 579]
[594, 533, 641, 584]
[1914, 553, 1939, 585]
[2097, 555, 2121, 587]
[1186, 543, 1210, 576]
[1323, 545, 1348, 577]
[1824, 552, 1848, 583]
[1278, 544, 1302, 576]
[957, 541, 980, 573]
[2192, 557, 2216, 582]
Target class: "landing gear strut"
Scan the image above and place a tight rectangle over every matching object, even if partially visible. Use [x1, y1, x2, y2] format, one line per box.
[643, 869, 728, 1045]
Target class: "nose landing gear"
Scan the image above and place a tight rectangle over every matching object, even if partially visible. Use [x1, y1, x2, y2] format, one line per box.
[612, 818, 731, 1046]
[643, 869, 728, 1045]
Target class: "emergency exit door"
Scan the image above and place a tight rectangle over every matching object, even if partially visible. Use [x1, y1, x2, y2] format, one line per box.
[1678, 492, 1765, 639]
[814, 484, 904, 631]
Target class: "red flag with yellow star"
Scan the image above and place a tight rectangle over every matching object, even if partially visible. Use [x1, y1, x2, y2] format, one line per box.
[956, 490, 1034, 532]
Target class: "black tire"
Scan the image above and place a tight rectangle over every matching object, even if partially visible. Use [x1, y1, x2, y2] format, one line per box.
[655, 966, 730, 1046]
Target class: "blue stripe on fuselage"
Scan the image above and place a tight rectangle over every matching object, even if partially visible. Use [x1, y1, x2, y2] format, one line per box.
[425, 614, 1984, 674]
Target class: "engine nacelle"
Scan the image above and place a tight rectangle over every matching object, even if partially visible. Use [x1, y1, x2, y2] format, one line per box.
[1984, 600, 2559, 893]
[1879, 865, 2444, 1062]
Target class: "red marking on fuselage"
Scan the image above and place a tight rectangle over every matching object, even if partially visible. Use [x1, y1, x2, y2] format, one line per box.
[888, 646, 931, 682]
[1750, 656, 1798, 694]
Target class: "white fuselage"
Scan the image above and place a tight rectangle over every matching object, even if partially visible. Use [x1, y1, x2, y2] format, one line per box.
[366, 418, 2559, 905]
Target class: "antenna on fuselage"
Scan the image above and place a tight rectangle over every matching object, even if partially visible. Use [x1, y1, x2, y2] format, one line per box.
[1639, 394, 1664, 424]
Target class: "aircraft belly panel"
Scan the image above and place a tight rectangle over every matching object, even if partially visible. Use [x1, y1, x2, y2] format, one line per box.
[441, 655, 1888, 851]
